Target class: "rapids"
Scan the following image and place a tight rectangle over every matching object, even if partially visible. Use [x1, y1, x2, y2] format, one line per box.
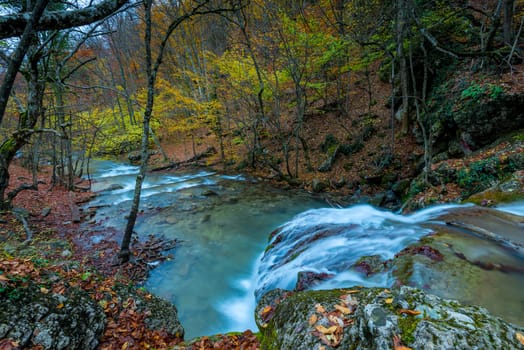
[84, 160, 524, 338]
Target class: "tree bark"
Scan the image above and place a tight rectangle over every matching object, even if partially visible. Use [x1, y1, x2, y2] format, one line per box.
[0, 0, 49, 126]
[504, 0, 514, 44]
[397, 0, 410, 134]
[0, 0, 129, 39]
[119, 0, 154, 264]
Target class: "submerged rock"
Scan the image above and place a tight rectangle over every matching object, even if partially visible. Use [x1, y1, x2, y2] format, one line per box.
[256, 286, 524, 350]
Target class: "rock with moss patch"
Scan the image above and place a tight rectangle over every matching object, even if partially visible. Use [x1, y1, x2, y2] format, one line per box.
[113, 284, 184, 339]
[256, 286, 524, 350]
[0, 285, 105, 350]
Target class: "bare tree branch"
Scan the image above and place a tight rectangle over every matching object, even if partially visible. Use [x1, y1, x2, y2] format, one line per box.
[0, 0, 130, 39]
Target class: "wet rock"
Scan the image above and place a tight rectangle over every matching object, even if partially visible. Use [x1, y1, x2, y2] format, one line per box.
[353, 255, 388, 276]
[256, 286, 524, 350]
[311, 179, 328, 193]
[201, 189, 218, 197]
[395, 245, 444, 262]
[0, 285, 105, 350]
[295, 271, 334, 291]
[466, 170, 524, 205]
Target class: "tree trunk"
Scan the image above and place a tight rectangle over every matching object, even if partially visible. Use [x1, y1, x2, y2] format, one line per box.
[504, 0, 514, 44]
[0, 0, 49, 126]
[0, 37, 45, 208]
[119, 0, 155, 264]
[397, 0, 410, 134]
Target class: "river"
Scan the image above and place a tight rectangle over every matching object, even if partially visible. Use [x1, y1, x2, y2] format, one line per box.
[84, 160, 325, 338]
[84, 160, 524, 339]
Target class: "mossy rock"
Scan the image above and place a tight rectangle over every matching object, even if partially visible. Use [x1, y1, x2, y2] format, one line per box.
[465, 171, 524, 205]
[256, 286, 524, 350]
[0, 284, 105, 349]
[113, 284, 184, 339]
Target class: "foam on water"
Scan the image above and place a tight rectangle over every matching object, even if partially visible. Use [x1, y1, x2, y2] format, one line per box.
[255, 204, 471, 298]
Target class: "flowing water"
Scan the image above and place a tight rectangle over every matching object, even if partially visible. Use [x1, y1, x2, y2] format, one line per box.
[84, 160, 325, 338]
[85, 160, 524, 339]
[255, 202, 524, 327]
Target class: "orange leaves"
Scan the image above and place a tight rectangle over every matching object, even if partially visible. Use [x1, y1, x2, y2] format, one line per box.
[309, 291, 360, 348]
[0, 258, 39, 279]
[0, 274, 9, 283]
[99, 295, 181, 350]
[398, 309, 421, 316]
[333, 304, 351, 314]
[309, 313, 318, 325]
[516, 332, 524, 346]
[177, 330, 259, 350]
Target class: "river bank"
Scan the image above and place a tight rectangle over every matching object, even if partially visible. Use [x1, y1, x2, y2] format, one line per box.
[0, 130, 523, 349]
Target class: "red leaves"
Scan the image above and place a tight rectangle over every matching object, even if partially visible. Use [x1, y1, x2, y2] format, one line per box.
[0, 339, 20, 350]
[177, 330, 260, 350]
[98, 294, 181, 350]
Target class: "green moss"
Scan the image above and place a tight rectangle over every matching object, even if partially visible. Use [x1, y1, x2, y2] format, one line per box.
[397, 314, 421, 344]
[465, 190, 524, 205]
[392, 257, 414, 284]
[0, 138, 16, 154]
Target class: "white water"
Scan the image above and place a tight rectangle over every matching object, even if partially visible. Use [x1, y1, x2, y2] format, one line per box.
[84, 159, 325, 339]
[254, 204, 470, 298]
[85, 160, 524, 337]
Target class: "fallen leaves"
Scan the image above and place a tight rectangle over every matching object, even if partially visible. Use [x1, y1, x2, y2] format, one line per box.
[309, 313, 318, 325]
[333, 304, 351, 314]
[0, 339, 20, 350]
[176, 330, 259, 350]
[398, 309, 421, 316]
[309, 291, 360, 348]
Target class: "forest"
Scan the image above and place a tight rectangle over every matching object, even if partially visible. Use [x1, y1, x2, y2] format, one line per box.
[0, 0, 524, 349]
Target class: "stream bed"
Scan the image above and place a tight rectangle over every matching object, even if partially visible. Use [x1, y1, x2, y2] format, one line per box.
[84, 160, 325, 338]
[84, 160, 524, 339]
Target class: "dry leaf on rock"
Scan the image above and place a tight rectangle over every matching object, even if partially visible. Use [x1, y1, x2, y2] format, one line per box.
[309, 313, 318, 325]
[516, 332, 524, 345]
[398, 309, 421, 316]
[315, 303, 326, 313]
[334, 304, 351, 314]
[315, 325, 338, 334]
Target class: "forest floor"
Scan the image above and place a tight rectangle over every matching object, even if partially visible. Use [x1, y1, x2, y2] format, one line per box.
[1, 63, 523, 349]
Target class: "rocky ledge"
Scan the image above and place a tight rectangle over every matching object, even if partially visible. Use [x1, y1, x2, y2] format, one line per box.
[255, 286, 524, 350]
[0, 282, 183, 350]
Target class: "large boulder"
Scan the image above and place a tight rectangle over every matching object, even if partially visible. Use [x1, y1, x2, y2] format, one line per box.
[0, 285, 105, 350]
[428, 75, 524, 157]
[256, 286, 524, 350]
